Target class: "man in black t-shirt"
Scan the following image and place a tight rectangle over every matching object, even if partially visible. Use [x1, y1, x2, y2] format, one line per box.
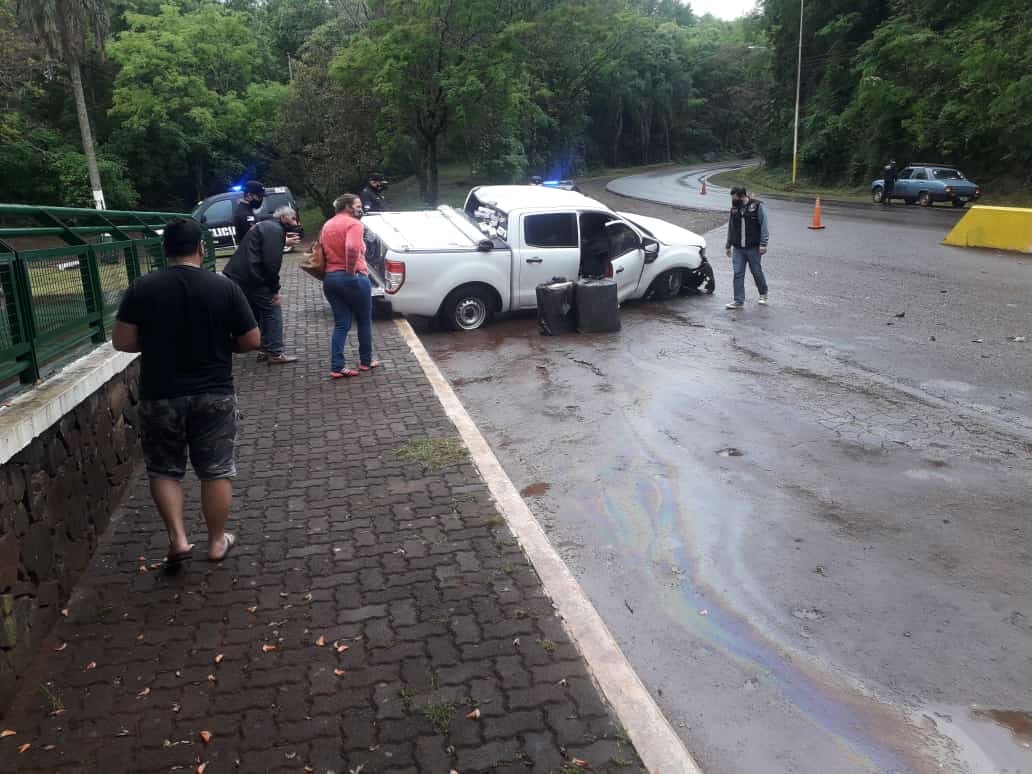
[114, 218, 260, 565]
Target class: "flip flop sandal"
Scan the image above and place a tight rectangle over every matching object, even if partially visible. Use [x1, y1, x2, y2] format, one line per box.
[358, 361, 382, 372]
[209, 532, 237, 563]
[330, 369, 361, 379]
[163, 547, 193, 568]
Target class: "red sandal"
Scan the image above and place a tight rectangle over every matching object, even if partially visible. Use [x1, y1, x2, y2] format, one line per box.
[330, 369, 361, 379]
[358, 361, 382, 372]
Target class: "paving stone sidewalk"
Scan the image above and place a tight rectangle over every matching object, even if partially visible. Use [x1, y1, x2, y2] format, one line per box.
[0, 263, 644, 773]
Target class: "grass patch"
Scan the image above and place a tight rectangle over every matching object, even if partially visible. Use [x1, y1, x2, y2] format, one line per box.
[708, 164, 869, 202]
[394, 437, 467, 471]
[712, 163, 1032, 208]
[38, 682, 64, 714]
[297, 197, 328, 236]
[420, 700, 456, 734]
[399, 686, 417, 711]
[537, 638, 557, 652]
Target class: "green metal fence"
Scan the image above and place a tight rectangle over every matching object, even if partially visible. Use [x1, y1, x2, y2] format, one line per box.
[0, 204, 216, 386]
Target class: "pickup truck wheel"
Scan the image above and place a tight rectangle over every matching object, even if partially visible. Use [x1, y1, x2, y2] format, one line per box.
[872, 186, 884, 203]
[650, 269, 684, 300]
[680, 262, 715, 295]
[441, 286, 492, 331]
[699, 261, 715, 294]
[918, 191, 932, 207]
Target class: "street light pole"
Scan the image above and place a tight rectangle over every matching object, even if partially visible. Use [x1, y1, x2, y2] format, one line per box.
[792, 0, 804, 183]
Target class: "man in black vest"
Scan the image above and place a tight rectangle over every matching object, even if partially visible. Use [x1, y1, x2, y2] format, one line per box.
[724, 186, 769, 309]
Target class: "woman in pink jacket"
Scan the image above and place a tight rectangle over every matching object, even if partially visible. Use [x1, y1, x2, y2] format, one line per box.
[320, 194, 382, 378]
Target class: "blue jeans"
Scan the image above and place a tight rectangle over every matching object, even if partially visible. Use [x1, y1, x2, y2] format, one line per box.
[323, 272, 372, 372]
[732, 247, 768, 304]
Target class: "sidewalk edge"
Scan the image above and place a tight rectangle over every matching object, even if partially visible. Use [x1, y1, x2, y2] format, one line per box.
[394, 319, 702, 774]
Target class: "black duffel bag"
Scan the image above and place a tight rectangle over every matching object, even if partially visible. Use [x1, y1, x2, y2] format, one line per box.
[536, 278, 576, 336]
[575, 278, 620, 333]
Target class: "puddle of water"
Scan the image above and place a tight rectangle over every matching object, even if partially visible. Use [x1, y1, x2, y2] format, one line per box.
[918, 704, 1032, 772]
[903, 469, 955, 482]
[921, 379, 976, 394]
[520, 482, 551, 497]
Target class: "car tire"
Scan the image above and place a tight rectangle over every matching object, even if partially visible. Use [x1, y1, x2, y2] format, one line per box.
[649, 269, 684, 300]
[872, 186, 884, 204]
[918, 192, 932, 207]
[440, 286, 493, 331]
[952, 200, 966, 209]
[681, 261, 715, 295]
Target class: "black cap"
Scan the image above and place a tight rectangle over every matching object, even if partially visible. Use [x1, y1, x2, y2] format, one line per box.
[244, 180, 265, 196]
[368, 172, 386, 182]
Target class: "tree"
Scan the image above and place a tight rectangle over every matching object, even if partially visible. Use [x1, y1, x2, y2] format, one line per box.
[332, 0, 530, 204]
[107, 4, 288, 205]
[16, 0, 110, 208]
[276, 57, 381, 217]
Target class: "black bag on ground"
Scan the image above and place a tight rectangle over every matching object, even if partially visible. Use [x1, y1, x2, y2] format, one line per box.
[536, 278, 576, 336]
[575, 278, 620, 333]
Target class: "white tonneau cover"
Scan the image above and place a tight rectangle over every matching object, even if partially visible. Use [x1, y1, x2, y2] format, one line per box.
[363, 206, 487, 252]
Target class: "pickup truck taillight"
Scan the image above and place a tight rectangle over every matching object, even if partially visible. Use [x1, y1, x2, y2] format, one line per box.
[384, 259, 405, 294]
[604, 261, 614, 279]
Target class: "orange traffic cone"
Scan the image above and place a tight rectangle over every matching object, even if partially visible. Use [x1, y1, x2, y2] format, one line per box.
[700, 178, 707, 195]
[808, 197, 826, 230]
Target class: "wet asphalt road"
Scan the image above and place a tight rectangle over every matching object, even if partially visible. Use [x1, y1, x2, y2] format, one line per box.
[413, 165, 1032, 773]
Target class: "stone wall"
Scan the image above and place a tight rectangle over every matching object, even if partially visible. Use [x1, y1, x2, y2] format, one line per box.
[0, 362, 140, 711]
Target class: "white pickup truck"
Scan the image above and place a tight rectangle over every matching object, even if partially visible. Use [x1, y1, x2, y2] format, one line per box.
[363, 185, 713, 330]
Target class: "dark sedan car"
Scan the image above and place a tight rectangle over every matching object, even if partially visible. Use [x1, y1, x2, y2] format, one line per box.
[192, 186, 302, 252]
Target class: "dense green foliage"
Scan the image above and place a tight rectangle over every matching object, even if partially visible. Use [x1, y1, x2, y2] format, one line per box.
[761, 0, 1032, 189]
[1, 0, 1027, 209]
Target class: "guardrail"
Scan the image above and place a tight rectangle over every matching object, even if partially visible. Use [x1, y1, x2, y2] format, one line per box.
[0, 204, 216, 387]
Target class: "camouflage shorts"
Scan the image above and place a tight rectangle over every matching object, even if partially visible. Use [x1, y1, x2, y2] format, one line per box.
[139, 394, 238, 481]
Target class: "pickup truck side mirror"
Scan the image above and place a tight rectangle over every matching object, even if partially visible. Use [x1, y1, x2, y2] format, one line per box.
[642, 238, 660, 264]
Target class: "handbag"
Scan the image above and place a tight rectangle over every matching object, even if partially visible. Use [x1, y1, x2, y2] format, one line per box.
[299, 240, 326, 280]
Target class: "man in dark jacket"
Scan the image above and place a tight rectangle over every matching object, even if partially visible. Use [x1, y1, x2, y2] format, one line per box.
[724, 186, 770, 309]
[224, 205, 301, 363]
[233, 180, 266, 243]
[881, 160, 897, 205]
[360, 172, 388, 213]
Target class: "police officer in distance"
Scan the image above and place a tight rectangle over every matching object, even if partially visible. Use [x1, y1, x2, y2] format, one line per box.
[724, 185, 770, 309]
[881, 160, 897, 205]
[360, 172, 388, 214]
[233, 180, 266, 243]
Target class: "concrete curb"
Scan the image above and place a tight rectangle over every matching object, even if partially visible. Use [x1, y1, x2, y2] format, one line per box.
[394, 318, 703, 774]
[0, 344, 138, 465]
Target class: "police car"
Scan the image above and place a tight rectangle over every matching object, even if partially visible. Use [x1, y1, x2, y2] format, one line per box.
[192, 186, 302, 253]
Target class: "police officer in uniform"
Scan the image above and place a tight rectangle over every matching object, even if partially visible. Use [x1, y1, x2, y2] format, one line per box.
[360, 172, 388, 214]
[724, 185, 770, 309]
[233, 180, 266, 243]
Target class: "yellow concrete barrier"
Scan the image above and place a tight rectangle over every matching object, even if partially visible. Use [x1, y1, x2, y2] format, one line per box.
[943, 205, 1032, 253]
